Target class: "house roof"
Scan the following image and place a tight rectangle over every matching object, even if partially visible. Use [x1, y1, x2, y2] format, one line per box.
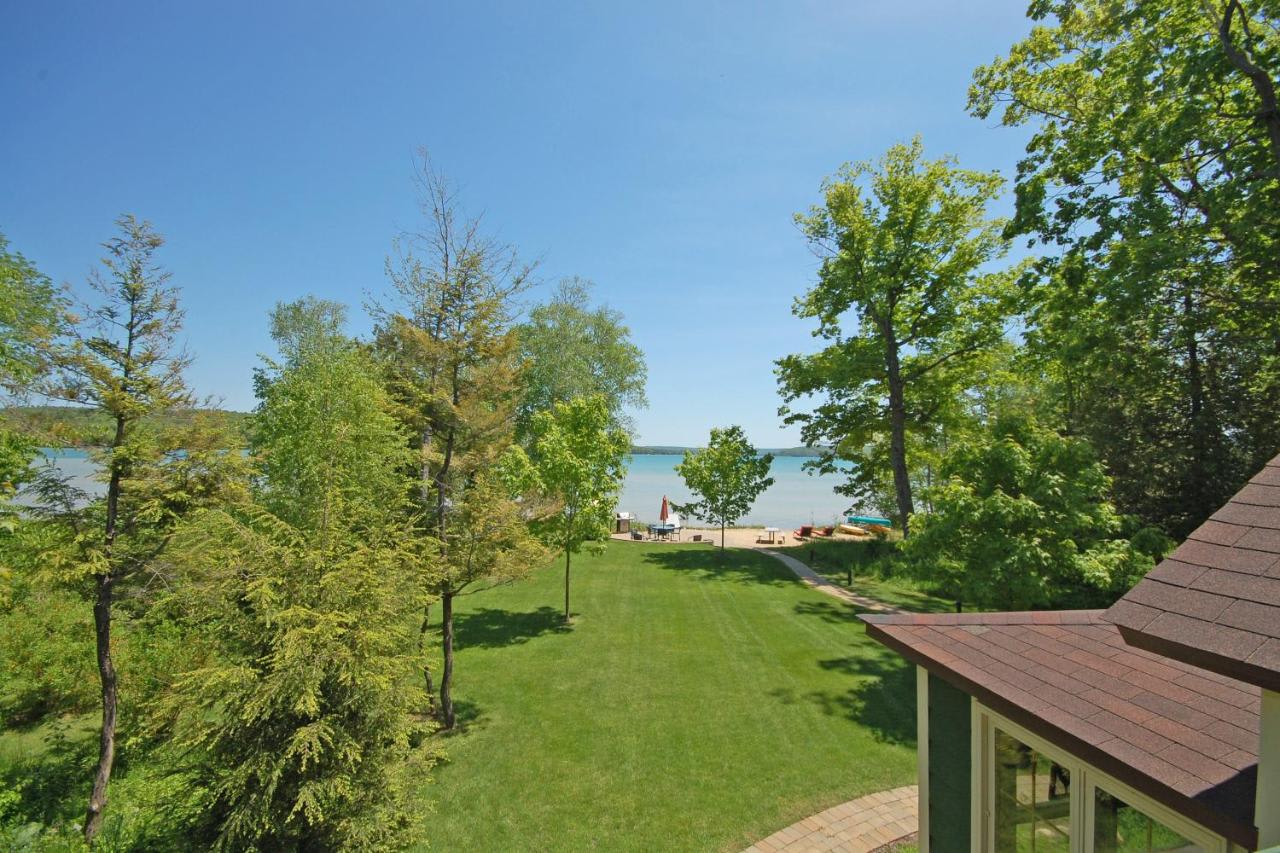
[862, 610, 1259, 849]
[1105, 453, 1280, 693]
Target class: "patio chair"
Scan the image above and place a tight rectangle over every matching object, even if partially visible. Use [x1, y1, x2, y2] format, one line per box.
[793, 524, 814, 539]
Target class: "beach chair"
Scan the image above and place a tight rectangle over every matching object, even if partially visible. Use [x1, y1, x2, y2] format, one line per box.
[812, 526, 836, 538]
[792, 524, 814, 539]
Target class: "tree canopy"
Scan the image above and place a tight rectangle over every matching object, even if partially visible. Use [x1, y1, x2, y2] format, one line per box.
[520, 395, 629, 620]
[777, 138, 1017, 536]
[906, 417, 1165, 611]
[675, 426, 774, 549]
[515, 277, 647, 440]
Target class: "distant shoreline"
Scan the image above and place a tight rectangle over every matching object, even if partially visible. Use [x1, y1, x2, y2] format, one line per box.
[630, 445, 823, 458]
[10, 407, 826, 459]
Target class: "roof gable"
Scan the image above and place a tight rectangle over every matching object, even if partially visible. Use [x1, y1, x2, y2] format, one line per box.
[1105, 453, 1280, 693]
[862, 610, 1259, 848]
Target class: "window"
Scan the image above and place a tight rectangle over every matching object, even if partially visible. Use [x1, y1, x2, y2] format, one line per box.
[1091, 787, 1204, 853]
[974, 703, 1227, 853]
[993, 727, 1073, 851]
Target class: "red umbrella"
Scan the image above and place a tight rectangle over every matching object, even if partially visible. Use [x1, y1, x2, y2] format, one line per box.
[659, 495, 669, 523]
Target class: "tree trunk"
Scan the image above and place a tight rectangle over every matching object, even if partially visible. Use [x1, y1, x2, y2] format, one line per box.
[439, 592, 456, 729]
[85, 415, 125, 845]
[419, 604, 436, 716]
[1184, 287, 1209, 523]
[720, 520, 726, 550]
[84, 570, 117, 844]
[883, 337, 915, 537]
[563, 549, 572, 621]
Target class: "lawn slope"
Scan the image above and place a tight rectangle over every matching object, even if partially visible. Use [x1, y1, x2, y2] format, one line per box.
[416, 543, 918, 852]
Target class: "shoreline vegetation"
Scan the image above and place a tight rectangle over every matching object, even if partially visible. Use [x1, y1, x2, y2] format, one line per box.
[7, 406, 825, 457]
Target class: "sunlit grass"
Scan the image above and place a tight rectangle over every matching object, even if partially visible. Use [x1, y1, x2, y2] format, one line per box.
[414, 543, 919, 851]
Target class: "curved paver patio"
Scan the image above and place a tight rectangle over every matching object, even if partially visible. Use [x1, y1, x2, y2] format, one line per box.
[743, 784, 917, 853]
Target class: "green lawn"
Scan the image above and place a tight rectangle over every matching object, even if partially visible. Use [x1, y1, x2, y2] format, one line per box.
[416, 543, 920, 852]
[797, 538, 954, 614]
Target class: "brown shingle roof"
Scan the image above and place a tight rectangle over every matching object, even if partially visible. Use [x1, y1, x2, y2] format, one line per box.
[1105, 453, 1280, 693]
[862, 610, 1259, 849]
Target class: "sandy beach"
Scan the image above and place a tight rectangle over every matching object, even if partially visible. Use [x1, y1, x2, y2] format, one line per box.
[608, 525, 871, 550]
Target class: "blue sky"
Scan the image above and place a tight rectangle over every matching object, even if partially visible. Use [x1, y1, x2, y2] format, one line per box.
[2, 1, 1034, 446]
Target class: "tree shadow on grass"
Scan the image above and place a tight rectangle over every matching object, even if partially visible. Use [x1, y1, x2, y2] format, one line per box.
[454, 606, 571, 651]
[640, 547, 794, 588]
[0, 719, 95, 825]
[766, 646, 917, 747]
[435, 698, 486, 738]
[817, 654, 917, 746]
[792, 599, 870, 625]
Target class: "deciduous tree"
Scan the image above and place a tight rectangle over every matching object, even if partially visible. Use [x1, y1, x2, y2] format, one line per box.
[515, 277, 647, 440]
[521, 395, 629, 621]
[675, 426, 774, 549]
[906, 417, 1165, 610]
[970, 0, 1280, 535]
[777, 138, 1017, 536]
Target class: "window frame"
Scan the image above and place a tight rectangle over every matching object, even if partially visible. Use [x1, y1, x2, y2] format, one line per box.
[972, 701, 1229, 853]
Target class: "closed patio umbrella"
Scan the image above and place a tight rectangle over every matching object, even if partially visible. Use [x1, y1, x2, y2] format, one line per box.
[659, 495, 669, 523]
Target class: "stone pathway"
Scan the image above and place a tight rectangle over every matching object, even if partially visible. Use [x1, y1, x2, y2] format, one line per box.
[743, 784, 918, 853]
[760, 549, 900, 613]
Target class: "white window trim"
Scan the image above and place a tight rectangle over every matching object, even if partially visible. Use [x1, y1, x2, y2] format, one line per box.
[971, 701, 1229, 853]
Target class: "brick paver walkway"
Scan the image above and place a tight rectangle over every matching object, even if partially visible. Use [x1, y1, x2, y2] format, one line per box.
[744, 784, 918, 853]
[761, 549, 899, 613]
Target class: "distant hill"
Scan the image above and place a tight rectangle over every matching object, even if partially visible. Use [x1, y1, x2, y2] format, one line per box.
[3, 405, 250, 447]
[631, 445, 824, 458]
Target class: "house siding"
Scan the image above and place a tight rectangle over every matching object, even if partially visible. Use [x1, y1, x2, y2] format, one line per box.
[928, 673, 971, 853]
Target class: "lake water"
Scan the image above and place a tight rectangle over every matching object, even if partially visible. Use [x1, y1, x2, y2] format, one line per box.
[619, 454, 850, 529]
[31, 450, 853, 530]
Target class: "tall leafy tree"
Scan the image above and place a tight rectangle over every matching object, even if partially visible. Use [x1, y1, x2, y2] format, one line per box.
[777, 138, 1017, 536]
[906, 417, 1166, 610]
[161, 305, 426, 851]
[970, 0, 1280, 535]
[40, 216, 196, 843]
[0, 234, 66, 554]
[372, 154, 543, 729]
[521, 395, 629, 621]
[515, 276, 648, 440]
[675, 426, 774, 549]
[0, 232, 65, 394]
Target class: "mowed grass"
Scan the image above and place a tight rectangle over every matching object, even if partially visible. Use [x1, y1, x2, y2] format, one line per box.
[415, 543, 919, 852]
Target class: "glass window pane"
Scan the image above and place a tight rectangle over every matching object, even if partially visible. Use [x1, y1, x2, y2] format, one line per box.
[1092, 786, 1205, 852]
[993, 728, 1071, 851]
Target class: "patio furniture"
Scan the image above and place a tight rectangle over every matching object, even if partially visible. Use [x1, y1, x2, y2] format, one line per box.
[793, 524, 814, 539]
[812, 525, 836, 538]
[648, 523, 676, 540]
[757, 526, 781, 545]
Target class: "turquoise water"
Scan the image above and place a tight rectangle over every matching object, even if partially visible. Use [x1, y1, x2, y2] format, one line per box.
[619, 454, 851, 530]
[32, 450, 853, 530]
